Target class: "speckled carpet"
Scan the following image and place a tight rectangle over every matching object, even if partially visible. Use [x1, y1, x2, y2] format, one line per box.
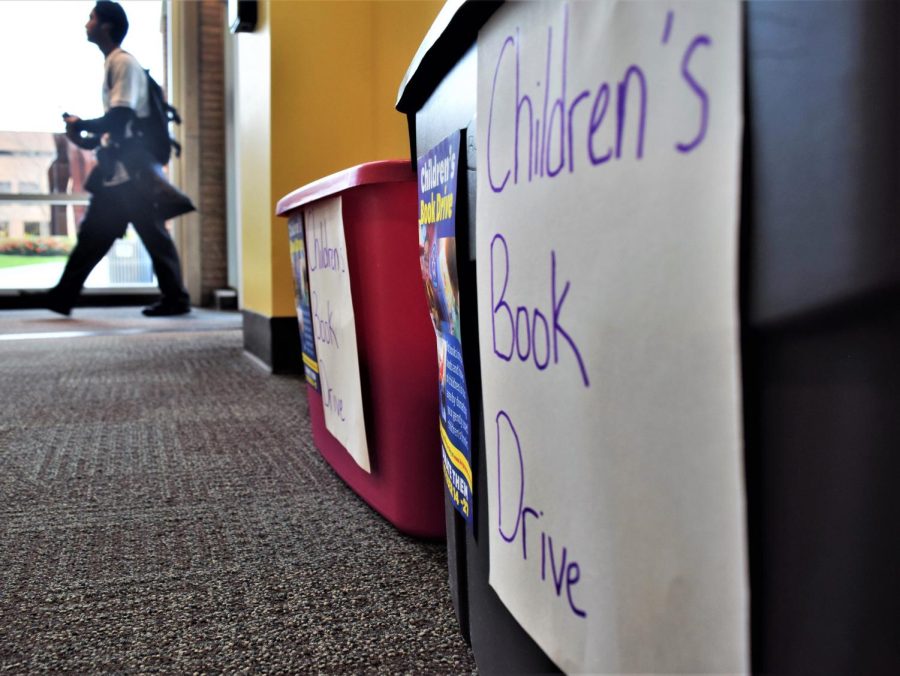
[0, 309, 475, 673]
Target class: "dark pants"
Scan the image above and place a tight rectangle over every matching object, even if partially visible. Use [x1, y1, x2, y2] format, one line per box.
[50, 180, 190, 311]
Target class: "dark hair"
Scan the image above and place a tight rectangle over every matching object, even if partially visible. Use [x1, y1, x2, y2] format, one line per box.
[94, 1, 129, 45]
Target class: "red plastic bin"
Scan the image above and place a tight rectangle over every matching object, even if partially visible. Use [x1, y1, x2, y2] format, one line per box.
[276, 160, 443, 538]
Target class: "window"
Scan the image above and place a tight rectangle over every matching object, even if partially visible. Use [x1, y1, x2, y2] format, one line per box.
[0, 1, 165, 291]
[23, 221, 44, 236]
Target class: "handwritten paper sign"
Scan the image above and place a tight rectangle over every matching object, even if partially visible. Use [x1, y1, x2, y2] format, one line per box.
[304, 196, 370, 473]
[476, 2, 747, 672]
[418, 132, 473, 523]
[288, 214, 320, 391]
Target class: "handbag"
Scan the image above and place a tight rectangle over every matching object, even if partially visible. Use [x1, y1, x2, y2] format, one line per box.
[146, 170, 196, 221]
[119, 140, 196, 220]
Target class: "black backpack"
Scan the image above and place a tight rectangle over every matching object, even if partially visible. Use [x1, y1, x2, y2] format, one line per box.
[135, 70, 182, 165]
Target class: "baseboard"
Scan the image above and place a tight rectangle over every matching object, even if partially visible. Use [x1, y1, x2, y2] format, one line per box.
[241, 309, 302, 375]
[0, 290, 160, 310]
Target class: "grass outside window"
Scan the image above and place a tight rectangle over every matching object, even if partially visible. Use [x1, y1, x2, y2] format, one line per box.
[0, 255, 68, 269]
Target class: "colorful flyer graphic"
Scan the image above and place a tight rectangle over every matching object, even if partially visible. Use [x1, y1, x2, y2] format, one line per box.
[288, 214, 319, 391]
[418, 131, 473, 523]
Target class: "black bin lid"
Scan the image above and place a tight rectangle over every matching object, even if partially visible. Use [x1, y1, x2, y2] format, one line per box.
[395, 0, 502, 115]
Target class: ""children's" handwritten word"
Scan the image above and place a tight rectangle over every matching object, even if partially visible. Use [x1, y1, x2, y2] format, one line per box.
[308, 218, 346, 274]
[486, 5, 712, 193]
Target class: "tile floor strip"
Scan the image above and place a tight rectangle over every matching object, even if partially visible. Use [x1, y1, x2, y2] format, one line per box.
[0, 327, 239, 341]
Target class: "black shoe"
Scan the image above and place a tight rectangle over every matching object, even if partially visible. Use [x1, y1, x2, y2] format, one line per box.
[47, 299, 72, 317]
[142, 301, 191, 317]
[19, 290, 72, 316]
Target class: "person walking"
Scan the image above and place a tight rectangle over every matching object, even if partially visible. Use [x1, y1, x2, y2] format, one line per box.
[46, 0, 191, 317]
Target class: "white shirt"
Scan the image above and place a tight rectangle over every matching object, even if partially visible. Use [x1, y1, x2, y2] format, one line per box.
[103, 48, 149, 119]
[101, 48, 149, 185]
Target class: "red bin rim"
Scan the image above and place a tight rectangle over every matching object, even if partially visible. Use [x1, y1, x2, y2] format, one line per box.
[275, 159, 415, 216]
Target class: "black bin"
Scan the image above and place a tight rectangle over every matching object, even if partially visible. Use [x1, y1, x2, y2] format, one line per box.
[397, 1, 900, 673]
[742, 3, 900, 672]
[397, 2, 556, 674]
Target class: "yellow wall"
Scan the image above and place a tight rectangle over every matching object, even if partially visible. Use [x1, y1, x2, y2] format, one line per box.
[238, 0, 442, 318]
[372, 2, 441, 160]
[235, 3, 272, 314]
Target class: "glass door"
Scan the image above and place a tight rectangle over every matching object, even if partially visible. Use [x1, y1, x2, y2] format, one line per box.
[0, 1, 166, 293]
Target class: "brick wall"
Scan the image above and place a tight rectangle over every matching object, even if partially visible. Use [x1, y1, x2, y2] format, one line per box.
[196, 0, 227, 305]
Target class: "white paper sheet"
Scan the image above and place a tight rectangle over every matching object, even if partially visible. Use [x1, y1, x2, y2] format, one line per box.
[476, 2, 747, 672]
[304, 196, 370, 473]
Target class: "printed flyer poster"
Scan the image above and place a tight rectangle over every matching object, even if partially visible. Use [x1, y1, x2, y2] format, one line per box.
[288, 214, 320, 391]
[418, 131, 473, 523]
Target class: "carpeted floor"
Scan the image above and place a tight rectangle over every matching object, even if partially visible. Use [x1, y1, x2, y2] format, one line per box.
[0, 309, 476, 673]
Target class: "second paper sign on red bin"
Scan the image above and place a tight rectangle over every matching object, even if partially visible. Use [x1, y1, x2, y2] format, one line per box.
[304, 196, 370, 473]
